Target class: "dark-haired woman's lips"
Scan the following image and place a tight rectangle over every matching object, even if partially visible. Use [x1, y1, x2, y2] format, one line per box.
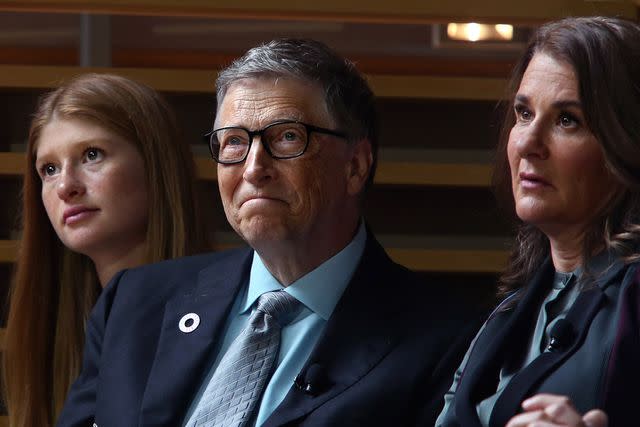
[519, 172, 551, 189]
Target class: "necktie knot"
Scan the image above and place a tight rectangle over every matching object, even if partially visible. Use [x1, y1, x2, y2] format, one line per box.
[256, 291, 302, 327]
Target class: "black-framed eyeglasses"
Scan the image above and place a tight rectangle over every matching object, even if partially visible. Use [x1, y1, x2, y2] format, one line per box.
[204, 120, 348, 164]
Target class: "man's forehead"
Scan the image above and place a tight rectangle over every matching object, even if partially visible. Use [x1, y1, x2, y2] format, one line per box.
[215, 77, 332, 128]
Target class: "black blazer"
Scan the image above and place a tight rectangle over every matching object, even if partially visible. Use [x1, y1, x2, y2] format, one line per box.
[57, 233, 480, 427]
[437, 254, 640, 427]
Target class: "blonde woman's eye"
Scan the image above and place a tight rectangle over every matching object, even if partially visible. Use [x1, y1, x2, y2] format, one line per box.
[41, 164, 57, 176]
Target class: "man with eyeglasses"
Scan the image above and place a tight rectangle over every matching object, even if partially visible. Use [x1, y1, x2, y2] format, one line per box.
[57, 39, 480, 427]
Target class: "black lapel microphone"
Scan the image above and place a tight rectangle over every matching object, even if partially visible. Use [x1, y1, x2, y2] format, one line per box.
[294, 363, 327, 396]
[547, 318, 575, 352]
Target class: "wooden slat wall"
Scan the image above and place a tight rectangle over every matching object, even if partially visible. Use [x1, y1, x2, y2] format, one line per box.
[0, 0, 635, 24]
[0, 4, 633, 426]
[0, 239, 509, 272]
[0, 152, 494, 186]
[0, 65, 508, 100]
[0, 240, 17, 263]
[0, 153, 23, 176]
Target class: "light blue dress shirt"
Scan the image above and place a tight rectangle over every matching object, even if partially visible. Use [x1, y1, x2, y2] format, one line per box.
[183, 223, 367, 426]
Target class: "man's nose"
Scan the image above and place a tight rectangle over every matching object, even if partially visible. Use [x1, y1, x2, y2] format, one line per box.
[242, 136, 275, 184]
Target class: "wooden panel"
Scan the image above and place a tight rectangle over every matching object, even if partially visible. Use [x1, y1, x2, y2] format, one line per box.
[376, 161, 492, 187]
[0, 240, 17, 262]
[196, 156, 495, 186]
[214, 244, 510, 273]
[368, 75, 507, 101]
[0, 65, 217, 94]
[111, 50, 515, 78]
[388, 248, 508, 273]
[3, 152, 494, 187]
[0, 47, 515, 78]
[0, 238, 509, 272]
[0, 0, 635, 24]
[366, 186, 511, 237]
[194, 156, 216, 181]
[0, 327, 4, 350]
[0, 65, 508, 100]
[0, 152, 24, 176]
[0, 46, 77, 67]
[0, 177, 21, 239]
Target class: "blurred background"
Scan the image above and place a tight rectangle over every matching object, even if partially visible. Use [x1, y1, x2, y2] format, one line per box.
[0, 3, 637, 419]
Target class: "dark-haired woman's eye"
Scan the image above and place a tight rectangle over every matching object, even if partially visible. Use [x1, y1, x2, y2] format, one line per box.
[558, 113, 580, 129]
[514, 104, 533, 122]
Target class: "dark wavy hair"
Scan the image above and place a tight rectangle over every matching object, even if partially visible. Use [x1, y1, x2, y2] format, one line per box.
[493, 17, 640, 298]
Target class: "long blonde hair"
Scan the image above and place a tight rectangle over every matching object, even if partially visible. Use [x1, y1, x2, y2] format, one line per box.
[3, 73, 210, 426]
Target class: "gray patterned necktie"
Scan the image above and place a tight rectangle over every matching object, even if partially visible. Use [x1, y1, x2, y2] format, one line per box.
[192, 290, 302, 427]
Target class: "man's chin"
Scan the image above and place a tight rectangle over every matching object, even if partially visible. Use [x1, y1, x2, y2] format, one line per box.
[236, 221, 291, 246]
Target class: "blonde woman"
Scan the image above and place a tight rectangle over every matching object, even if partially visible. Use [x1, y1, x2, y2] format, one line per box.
[3, 74, 210, 427]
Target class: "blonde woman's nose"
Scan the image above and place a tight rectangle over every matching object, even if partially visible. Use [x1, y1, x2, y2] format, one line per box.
[56, 166, 86, 200]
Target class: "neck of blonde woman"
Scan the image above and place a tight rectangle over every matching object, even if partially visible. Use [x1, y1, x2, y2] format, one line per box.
[93, 240, 148, 286]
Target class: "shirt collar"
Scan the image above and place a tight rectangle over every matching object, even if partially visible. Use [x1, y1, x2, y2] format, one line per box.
[241, 222, 367, 320]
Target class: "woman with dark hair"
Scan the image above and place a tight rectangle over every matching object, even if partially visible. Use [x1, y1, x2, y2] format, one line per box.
[2, 73, 210, 427]
[436, 16, 640, 427]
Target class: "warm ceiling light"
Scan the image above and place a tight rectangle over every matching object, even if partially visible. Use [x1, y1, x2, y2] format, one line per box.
[494, 24, 514, 39]
[446, 22, 513, 42]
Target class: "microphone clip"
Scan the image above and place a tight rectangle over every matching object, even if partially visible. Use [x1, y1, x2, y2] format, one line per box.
[294, 363, 327, 396]
[546, 318, 575, 352]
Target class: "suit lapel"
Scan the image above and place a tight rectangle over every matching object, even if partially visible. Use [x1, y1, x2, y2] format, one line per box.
[488, 287, 605, 427]
[262, 236, 398, 427]
[138, 249, 253, 426]
[488, 257, 624, 427]
[454, 259, 556, 427]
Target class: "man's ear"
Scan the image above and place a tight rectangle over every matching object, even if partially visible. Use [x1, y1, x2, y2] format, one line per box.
[346, 138, 373, 196]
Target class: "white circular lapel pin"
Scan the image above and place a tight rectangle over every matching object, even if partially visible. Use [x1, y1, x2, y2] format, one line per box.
[179, 313, 200, 333]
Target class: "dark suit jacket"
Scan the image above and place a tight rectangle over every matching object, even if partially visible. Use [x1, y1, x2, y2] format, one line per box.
[437, 254, 640, 427]
[56, 233, 480, 427]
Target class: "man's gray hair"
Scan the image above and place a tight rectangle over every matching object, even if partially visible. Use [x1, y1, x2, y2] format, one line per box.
[216, 38, 378, 189]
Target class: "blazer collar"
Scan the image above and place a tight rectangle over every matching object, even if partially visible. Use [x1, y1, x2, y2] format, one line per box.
[262, 234, 400, 427]
[454, 257, 555, 427]
[589, 249, 626, 290]
[455, 251, 626, 427]
[488, 285, 605, 427]
[489, 252, 627, 426]
[138, 248, 253, 426]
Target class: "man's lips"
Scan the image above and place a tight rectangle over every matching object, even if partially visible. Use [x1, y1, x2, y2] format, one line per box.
[240, 195, 283, 206]
[63, 206, 99, 224]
